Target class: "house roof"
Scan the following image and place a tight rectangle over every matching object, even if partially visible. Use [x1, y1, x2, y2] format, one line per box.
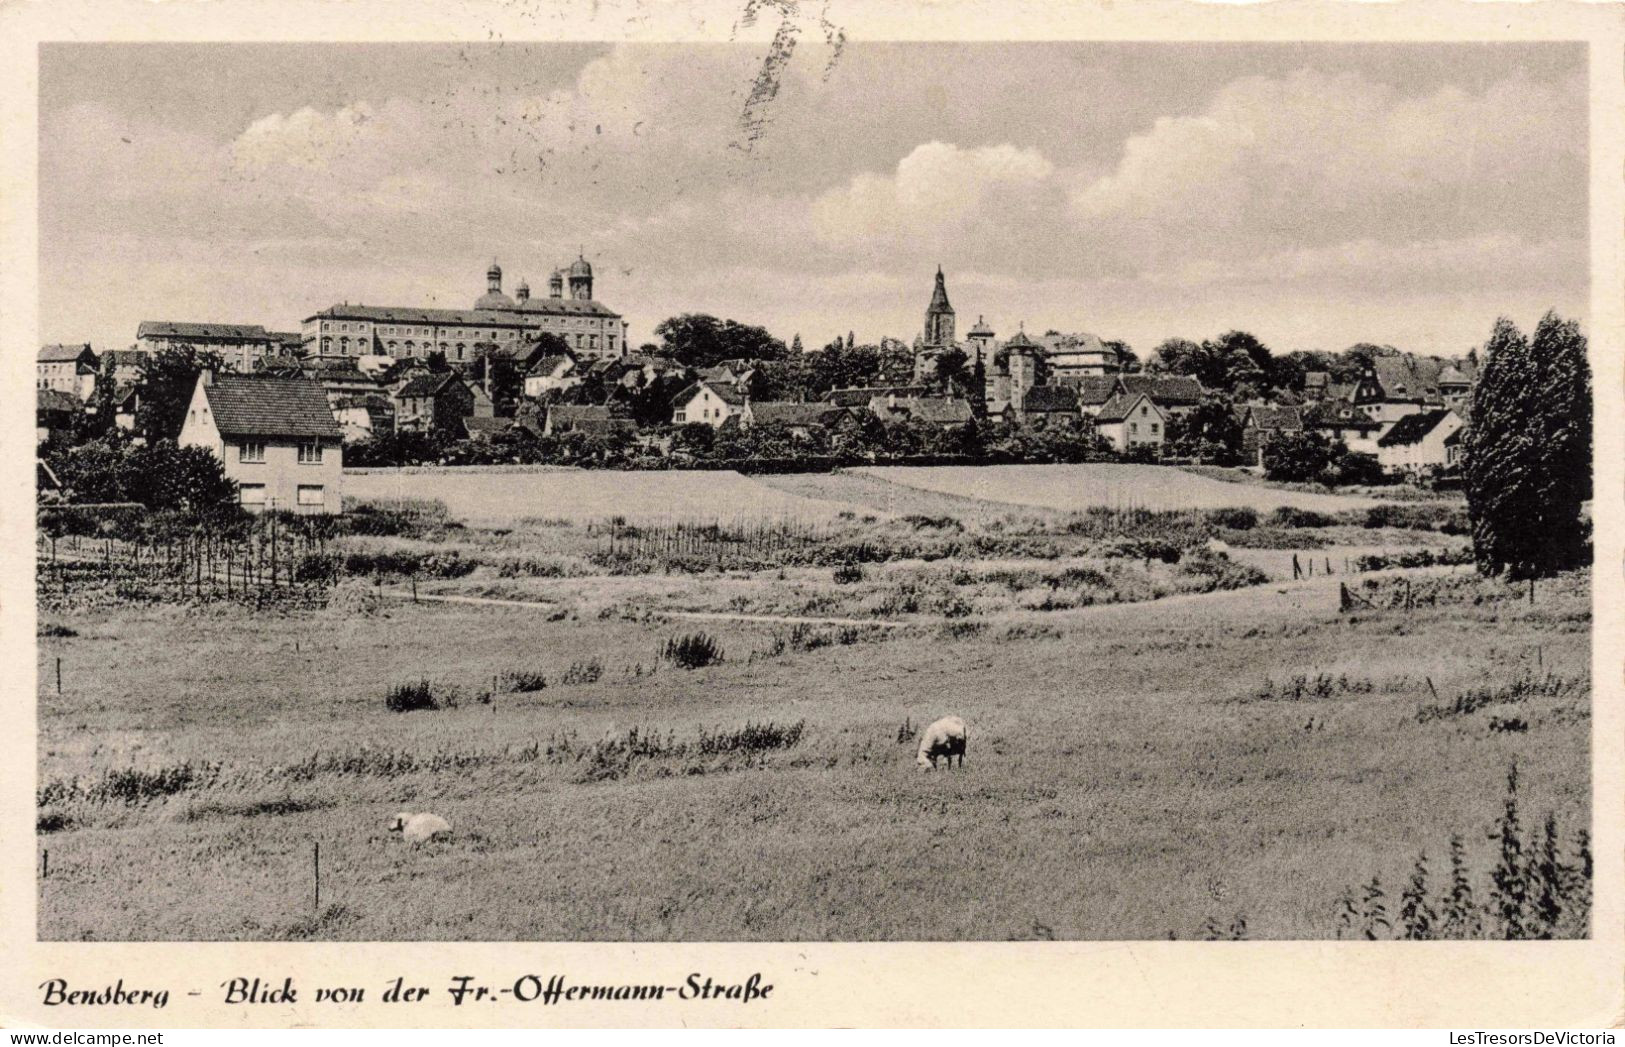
[1120, 374, 1205, 406]
[307, 299, 619, 325]
[1068, 375, 1123, 406]
[1303, 400, 1381, 431]
[38, 343, 95, 363]
[749, 401, 831, 427]
[1244, 404, 1303, 431]
[200, 374, 343, 439]
[1377, 409, 1455, 447]
[1303, 371, 1330, 389]
[138, 321, 271, 343]
[526, 354, 575, 377]
[674, 380, 746, 407]
[463, 416, 514, 437]
[1003, 330, 1040, 352]
[1094, 392, 1158, 424]
[395, 373, 463, 399]
[895, 397, 974, 425]
[1039, 331, 1110, 358]
[1022, 385, 1080, 412]
[823, 385, 931, 407]
[37, 389, 82, 413]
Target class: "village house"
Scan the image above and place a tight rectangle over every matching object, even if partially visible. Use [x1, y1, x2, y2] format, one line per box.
[1237, 404, 1304, 466]
[1038, 330, 1121, 379]
[867, 394, 975, 429]
[37, 389, 81, 443]
[1118, 375, 1204, 417]
[544, 403, 634, 438]
[823, 385, 932, 409]
[177, 371, 344, 514]
[391, 371, 493, 433]
[330, 394, 394, 444]
[101, 349, 150, 387]
[671, 379, 745, 428]
[1017, 385, 1082, 428]
[1093, 392, 1166, 453]
[1376, 409, 1465, 474]
[1302, 399, 1382, 456]
[523, 354, 580, 398]
[300, 359, 384, 407]
[741, 401, 835, 437]
[37, 344, 99, 398]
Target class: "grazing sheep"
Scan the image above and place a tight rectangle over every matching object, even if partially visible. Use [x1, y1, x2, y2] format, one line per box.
[388, 811, 452, 843]
[916, 715, 967, 771]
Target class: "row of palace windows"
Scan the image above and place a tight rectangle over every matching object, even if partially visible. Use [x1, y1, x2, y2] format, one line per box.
[318, 332, 616, 356]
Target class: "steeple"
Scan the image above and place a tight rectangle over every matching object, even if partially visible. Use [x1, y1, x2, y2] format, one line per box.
[923, 266, 956, 349]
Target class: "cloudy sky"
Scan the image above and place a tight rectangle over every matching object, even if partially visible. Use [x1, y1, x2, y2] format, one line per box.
[40, 41, 1586, 356]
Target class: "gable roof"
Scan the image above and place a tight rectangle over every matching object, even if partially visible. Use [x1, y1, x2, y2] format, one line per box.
[394, 373, 465, 399]
[1039, 331, 1110, 358]
[823, 385, 931, 407]
[1022, 385, 1080, 412]
[200, 374, 342, 439]
[748, 401, 831, 427]
[38, 343, 95, 363]
[1094, 392, 1159, 424]
[1244, 404, 1303, 431]
[526, 354, 576, 377]
[900, 397, 974, 425]
[1067, 375, 1123, 406]
[139, 321, 271, 343]
[1377, 409, 1455, 447]
[674, 380, 745, 407]
[37, 389, 82, 413]
[463, 416, 515, 437]
[1302, 400, 1381, 431]
[1120, 374, 1204, 406]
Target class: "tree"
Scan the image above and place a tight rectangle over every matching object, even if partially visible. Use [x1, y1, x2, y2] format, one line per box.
[933, 346, 969, 395]
[1463, 312, 1592, 578]
[1167, 394, 1243, 463]
[1261, 430, 1339, 483]
[134, 344, 225, 443]
[654, 313, 787, 368]
[471, 350, 524, 415]
[1104, 339, 1139, 373]
[423, 350, 450, 373]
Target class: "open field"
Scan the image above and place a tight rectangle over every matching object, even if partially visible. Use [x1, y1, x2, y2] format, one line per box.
[853, 463, 1390, 514]
[37, 556, 1588, 940]
[343, 463, 1404, 527]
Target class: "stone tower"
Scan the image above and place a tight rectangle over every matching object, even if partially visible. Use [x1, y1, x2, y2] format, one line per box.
[568, 254, 594, 301]
[923, 266, 955, 349]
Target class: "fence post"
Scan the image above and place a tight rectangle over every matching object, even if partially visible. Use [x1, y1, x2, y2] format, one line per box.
[312, 841, 320, 916]
[55, 657, 61, 694]
[41, 849, 48, 881]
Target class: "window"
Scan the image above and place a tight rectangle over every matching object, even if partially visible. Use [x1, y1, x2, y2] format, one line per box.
[1130, 423, 1138, 434]
[239, 483, 266, 506]
[239, 441, 266, 463]
[674, 410, 686, 423]
[298, 440, 324, 464]
[297, 485, 325, 507]
[1150, 424, 1159, 435]
[1140, 406, 1148, 416]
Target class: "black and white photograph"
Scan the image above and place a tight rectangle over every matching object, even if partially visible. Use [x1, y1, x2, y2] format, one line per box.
[8, 0, 1622, 1028]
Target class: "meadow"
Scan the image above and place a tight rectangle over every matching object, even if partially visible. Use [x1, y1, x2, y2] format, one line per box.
[36, 466, 1587, 941]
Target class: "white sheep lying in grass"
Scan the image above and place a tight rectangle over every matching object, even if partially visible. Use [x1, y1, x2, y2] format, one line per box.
[916, 715, 967, 771]
[388, 812, 452, 843]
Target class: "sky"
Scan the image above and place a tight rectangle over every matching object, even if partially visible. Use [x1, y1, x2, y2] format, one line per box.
[39, 41, 1588, 358]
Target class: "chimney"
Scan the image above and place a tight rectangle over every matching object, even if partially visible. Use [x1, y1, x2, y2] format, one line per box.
[200, 368, 214, 387]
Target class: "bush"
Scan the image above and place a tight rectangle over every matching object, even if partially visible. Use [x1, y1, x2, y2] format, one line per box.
[1205, 507, 1258, 531]
[1269, 506, 1335, 529]
[660, 631, 725, 669]
[340, 498, 450, 538]
[383, 679, 456, 713]
[560, 659, 603, 685]
[496, 669, 548, 693]
[832, 562, 865, 585]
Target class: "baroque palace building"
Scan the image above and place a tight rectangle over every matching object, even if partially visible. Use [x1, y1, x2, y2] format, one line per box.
[302, 257, 629, 364]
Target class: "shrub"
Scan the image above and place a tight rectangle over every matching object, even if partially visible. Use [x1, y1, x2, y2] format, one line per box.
[660, 631, 725, 670]
[832, 562, 865, 585]
[340, 498, 450, 538]
[1205, 507, 1258, 531]
[383, 679, 455, 713]
[38, 622, 77, 638]
[1174, 549, 1268, 592]
[1268, 506, 1335, 529]
[560, 658, 603, 685]
[496, 669, 548, 693]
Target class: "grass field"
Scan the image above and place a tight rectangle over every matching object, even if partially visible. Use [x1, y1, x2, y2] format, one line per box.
[36, 557, 1587, 941]
[344, 463, 1395, 527]
[853, 464, 1389, 513]
[39, 465, 1576, 942]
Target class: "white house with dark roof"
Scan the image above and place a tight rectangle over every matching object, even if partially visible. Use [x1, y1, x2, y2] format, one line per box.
[671, 379, 745, 427]
[1375, 409, 1464, 474]
[1094, 392, 1166, 453]
[177, 372, 344, 514]
[37, 344, 99, 398]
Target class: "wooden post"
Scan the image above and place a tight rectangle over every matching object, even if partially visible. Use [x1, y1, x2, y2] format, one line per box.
[41, 849, 48, 880]
[412, 575, 418, 603]
[1425, 676, 1439, 701]
[1529, 578, 1536, 605]
[55, 657, 61, 694]
[313, 841, 320, 916]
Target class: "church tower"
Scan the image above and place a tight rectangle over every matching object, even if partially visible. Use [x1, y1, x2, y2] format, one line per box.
[923, 266, 956, 349]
